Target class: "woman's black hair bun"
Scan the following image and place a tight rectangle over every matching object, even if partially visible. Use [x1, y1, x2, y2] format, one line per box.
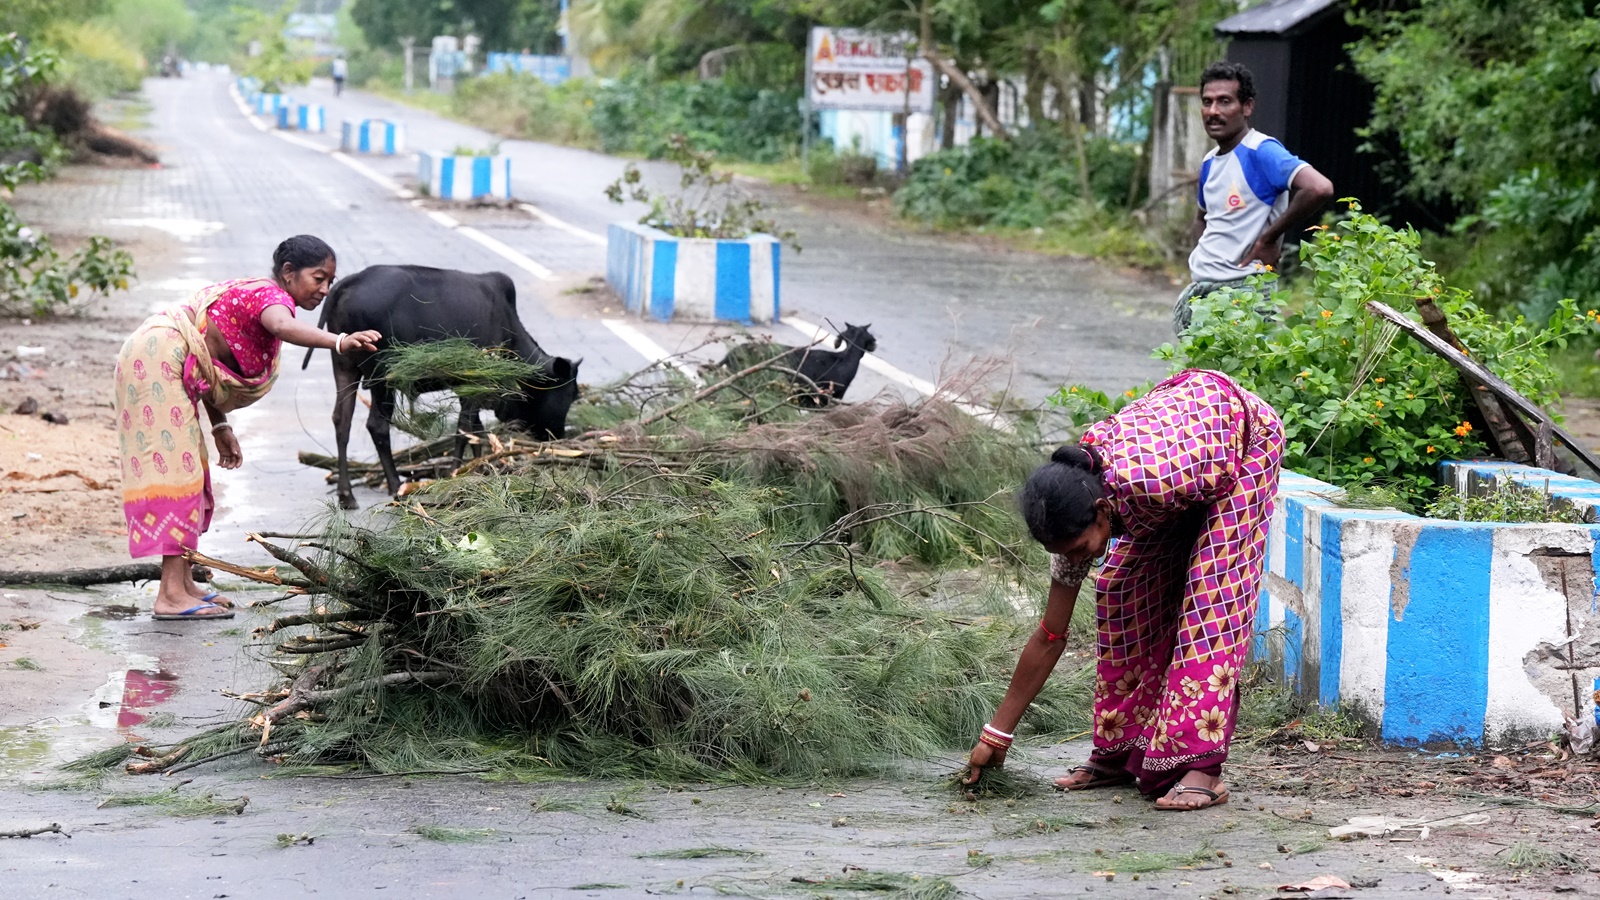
[1051, 445, 1098, 473]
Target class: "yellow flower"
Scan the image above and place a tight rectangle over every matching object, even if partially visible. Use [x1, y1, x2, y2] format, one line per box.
[1426, 445, 1436, 454]
[1375, 377, 1385, 383]
[1454, 420, 1473, 438]
[1407, 393, 1415, 399]
[1205, 663, 1238, 700]
[1095, 709, 1129, 743]
[1363, 456, 1375, 464]
[1263, 264, 1275, 272]
[1124, 389, 1136, 398]
[1196, 707, 1228, 743]
[1320, 310, 1333, 318]
[1298, 370, 1310, 378]
[1375, 400, 1385, 409]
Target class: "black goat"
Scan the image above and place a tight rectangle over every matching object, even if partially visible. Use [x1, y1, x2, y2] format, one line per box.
[724, 323, 877, 407]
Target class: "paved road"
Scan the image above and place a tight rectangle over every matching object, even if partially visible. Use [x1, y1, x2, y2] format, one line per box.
[2, 75, 1522, 900]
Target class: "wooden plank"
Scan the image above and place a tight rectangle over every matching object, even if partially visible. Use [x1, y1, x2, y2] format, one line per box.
[1366, 300, 1600, 476]
[1412, 295, 1533, 464]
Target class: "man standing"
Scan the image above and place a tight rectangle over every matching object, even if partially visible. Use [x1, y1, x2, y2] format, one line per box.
[331, 55, 348, 97]
[1176, 61, 1334, 333]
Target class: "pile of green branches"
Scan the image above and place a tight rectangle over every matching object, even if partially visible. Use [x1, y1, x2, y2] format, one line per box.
[147, 390, 1084, 781]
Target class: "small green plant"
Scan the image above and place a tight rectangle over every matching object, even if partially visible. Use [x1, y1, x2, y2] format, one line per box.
[1500, 841, 1586, 871]
[275, 832, 315, 847]
[1424, 478, 1586, 523]
[448, 144, 497, 157]
[12, 657, 42, 671]
[605, 133, 798, 249]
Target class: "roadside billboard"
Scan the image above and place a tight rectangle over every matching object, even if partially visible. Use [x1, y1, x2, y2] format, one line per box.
[806, 27, 935, 113]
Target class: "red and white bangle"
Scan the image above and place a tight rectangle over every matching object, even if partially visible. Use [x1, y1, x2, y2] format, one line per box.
[979, 724, 1014, 749]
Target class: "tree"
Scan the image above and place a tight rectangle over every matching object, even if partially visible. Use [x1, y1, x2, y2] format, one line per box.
[350, 0, 563, 52]
[1352, 0, 1600, 318]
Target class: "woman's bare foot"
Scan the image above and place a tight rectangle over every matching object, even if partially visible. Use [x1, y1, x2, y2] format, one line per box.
[1154, 770, 1229, 810]
[152, 590, 232, 619]
[1054, 762, 1134, 791]
[180, 570, 233, 608]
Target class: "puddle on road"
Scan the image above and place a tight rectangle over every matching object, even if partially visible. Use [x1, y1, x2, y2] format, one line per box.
[0, 587, 185, 780]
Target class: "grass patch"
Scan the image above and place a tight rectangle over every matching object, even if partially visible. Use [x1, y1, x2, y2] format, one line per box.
[410, 824, 497, 843]
[1424, 479, 1586, 524]
[529, 795, 580, 813]
[97, 787, 249, 816]
[1501, 841, 1587, 871]
[638, 846, 759, 859]
[1093, 841, 1216, 873]
[61, 743, 134, 773]
[795, 871, 959, 898]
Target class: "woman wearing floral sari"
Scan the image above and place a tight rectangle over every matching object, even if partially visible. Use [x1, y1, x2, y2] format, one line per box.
[965, 369, 1282, 810]
[114, 235, 379, 621]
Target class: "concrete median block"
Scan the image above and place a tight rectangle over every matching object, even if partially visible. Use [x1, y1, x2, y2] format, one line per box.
[606, 222, 780, 324]
[340, 119, 405, 155]
[253, 92, 292, 116]
[277, 104, 325, 132]
[1261, 463, 1600, 747]
[416, 152, 510, 201]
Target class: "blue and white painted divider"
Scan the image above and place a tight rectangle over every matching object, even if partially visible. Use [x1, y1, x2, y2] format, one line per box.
[277, 104, 325, 133]
[252, 93, 292, 117]
[235, 76, 261, 96]
[606, 222, 780, 324]
[341, 119, 405, 155]
[415, 153, 511, 201]
[1260, 463, 1600, 747]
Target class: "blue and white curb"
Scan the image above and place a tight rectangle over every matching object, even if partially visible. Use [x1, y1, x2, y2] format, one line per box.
[606, 222, 780, 324]
[1260, 463, 1600, 746]
[277, 104, 325, 133]
[341, 119, 405, 155]
[417, 153, 511, 201]
[253, 93, 292, 116]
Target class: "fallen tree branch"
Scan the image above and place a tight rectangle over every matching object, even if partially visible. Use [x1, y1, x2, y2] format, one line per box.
[181, 550, 283, 586]
[638, 343, 825, 428]
[269, 610, 382, 632]
[0, 823, 68, 838]
[0, 563, 209, 587]
[257, 669, 449, 727]
[246, 534, 332, 586]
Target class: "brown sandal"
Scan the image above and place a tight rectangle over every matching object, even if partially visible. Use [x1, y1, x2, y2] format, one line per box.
[1054, 764, 1134, 791]
[1155, 784, 1230, 810]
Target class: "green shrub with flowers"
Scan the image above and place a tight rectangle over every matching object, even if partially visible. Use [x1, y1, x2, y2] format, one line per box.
[1052, 201, 1587, 507]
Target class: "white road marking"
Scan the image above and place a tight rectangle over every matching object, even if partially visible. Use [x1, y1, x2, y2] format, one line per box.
[272, 130, 329, 154]
[329, 151, 414, 199]
[600, 319, 700, 381]
[519, 203, 607, 246]
[454, 226, 556, 281]
[780, 315, 1010, 430]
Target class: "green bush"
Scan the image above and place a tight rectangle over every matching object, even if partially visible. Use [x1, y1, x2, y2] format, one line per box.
[48, 21, 143, 98]
[894, 130, 1143, 228]
[452, 73, 597, 148]
[1052, 202, 1584, 507]
[589, 73, 801, 163]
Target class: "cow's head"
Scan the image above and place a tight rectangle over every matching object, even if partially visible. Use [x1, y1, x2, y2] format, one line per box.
[500, 356, 582, 440]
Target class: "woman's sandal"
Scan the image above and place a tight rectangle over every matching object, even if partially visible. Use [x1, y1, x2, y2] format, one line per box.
[1054, 764, 1134, 791]
[1155, 784, 1230, 810]
[153, 602, 235, 622]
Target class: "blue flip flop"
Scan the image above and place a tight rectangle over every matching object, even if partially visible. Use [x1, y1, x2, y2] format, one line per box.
[198, 590, 235, 609]
[153, 602, 235, 621]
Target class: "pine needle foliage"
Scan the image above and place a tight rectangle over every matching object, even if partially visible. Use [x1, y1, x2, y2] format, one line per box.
[381, 339, 545, 401]
[135, 393, 1087, 782]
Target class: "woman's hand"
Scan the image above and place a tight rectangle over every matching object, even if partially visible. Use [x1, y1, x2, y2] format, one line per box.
[965, 740, 1007, 785]
[213, 426, 242, 469]
[338, 330, 381, 354]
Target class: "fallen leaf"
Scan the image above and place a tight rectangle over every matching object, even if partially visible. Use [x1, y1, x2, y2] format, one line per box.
[1491, 755, 1516, 769]
[1303, 740, 1321, 753]
[1279, 875, 1352, 892]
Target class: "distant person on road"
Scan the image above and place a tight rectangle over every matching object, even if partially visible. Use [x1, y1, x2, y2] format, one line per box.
[1175, 61, 1334, 334]
[331, 56, 348, 96]
[966, 368, 1283, 811]
[113, 236, 379, 621]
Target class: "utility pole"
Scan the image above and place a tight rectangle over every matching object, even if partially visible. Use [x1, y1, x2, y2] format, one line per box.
[400, 36, 415, 93]
[559, 0, 570, 56]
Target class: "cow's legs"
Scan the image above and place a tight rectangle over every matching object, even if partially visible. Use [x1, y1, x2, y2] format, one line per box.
[454, 401, 485, 460]
[366, 382, 403, 498]
[332, 359, 362, 510]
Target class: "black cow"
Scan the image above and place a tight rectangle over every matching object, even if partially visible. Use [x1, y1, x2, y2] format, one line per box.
[724, 323, 877, 407]
[303, 265, 581, 509]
